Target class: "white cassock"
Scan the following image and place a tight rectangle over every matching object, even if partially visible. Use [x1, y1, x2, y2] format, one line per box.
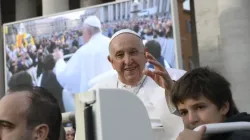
[54, 32, 113, 94]
[88, 68, 185, 140]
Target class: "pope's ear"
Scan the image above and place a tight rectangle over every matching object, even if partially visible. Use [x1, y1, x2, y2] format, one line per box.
[108, 55, 112, 63]
[108, 55, 116, 70]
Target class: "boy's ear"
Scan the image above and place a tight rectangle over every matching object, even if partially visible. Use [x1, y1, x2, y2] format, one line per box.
[220, 101, 230, 116]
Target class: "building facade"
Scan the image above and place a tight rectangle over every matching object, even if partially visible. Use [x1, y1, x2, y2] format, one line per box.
[1, 0, 171, 24]
[195, 0, 250, 112]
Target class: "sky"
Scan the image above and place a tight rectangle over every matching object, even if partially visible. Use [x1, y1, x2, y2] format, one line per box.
[49, 11, 84, 20]
[183, 0, 191, 10]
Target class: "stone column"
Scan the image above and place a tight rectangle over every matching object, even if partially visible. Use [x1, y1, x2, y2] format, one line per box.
[100, 7, 105, 22]
[147, 0, 150, 9]
[108, 5, 112, 21]
[141, 0, 145, 9]
[116, 4, 119, 20]
[80, 0, 102, 8]
[16, 0, 37, 20]
[104, 6, 108, 22]
[120, 3, 123, 20]
[111, 4, 115, 21]
[165, 0, 171, 13]
[159, 0, 163, 13]
[218, 0, 250, 112]
[125, 2, 128, 19]
[153, 0, 157, 7]
[129, 1, 134, 19]
[42, 0, 69, 15]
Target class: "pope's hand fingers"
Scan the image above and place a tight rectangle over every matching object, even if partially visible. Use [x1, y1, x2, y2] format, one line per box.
[153, 70, 171, 81]
[152, 70, 166, 78]
[154, 73, 160, 83]
[154, 70, 174, 88]
[143, 69, 155, 79]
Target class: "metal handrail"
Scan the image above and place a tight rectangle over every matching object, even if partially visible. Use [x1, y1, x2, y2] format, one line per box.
[63, 53, 73, 60]
[194, 122, 250, 135]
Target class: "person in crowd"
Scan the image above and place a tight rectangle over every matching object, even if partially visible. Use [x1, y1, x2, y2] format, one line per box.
[65, 117, 76, 140]
[53, 16, 113, 112]
[20, 53, 33, 69]
[133, 24, 140, 34]
[46, 40, 56, 54]
[72, 36, 79, 48]
[5, 66, 12, 85]
[53, 15, 112, 94]
[145, 40, 170, 69]
[173, 67, 250, 140]
[36, 48, 46, 78]
[7, 71, 33, 92]
[155, 28, 175, 68]
[66, 128, 75, 140]
[77, 31, 84, 47]
[39, 54, 65, 113]
[27, 45, 37, 67]
[60, 127, 66, 140]
[0, 86, 62, 140]
[89, 29, 183, 140]
[144, 26, 154, 40]
[144, 54, 250, 140]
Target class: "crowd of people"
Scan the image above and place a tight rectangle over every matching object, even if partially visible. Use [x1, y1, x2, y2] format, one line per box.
[2, 14, 250, 140]
[5, 28, 84, 82]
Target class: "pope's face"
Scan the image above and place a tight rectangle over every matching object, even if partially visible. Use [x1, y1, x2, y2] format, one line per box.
[108, 33, 147, 85]
[82, 26, 91, 43]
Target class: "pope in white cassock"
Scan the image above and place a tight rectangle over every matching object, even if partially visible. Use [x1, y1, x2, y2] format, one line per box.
[89, 29, 184, 140]
[53, 16, 112, 111]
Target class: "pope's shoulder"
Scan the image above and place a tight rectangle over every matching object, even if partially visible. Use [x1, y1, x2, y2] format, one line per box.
[88, 73, 117, 91]
[76, 34, 110, 53]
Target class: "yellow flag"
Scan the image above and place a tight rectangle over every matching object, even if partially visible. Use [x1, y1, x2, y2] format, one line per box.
[4, 26, 8, 34]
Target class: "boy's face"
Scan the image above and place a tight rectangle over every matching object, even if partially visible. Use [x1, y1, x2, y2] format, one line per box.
[177, 95, 229, 130]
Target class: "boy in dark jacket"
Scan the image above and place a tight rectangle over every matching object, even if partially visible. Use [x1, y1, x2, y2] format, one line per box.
[171, 67, 250, 140]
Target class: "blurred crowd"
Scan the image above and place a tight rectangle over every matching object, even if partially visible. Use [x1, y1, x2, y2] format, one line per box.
[6, 29, 83, 76]
[102, 15, 173, 39]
